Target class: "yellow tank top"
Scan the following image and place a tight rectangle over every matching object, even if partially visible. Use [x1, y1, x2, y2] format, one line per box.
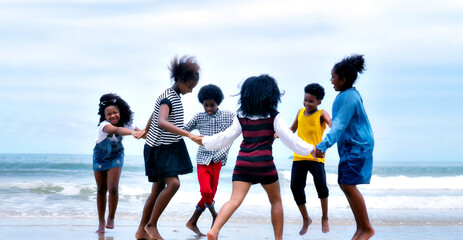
[293, 109, 326, 163]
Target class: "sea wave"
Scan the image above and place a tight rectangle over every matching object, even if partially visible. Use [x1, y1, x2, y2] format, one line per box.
[280, 171, 463, 190]
[3, 181, 463, 211]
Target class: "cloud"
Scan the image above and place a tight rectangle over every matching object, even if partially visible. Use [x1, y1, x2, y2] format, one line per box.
[1, 0, 463, 159]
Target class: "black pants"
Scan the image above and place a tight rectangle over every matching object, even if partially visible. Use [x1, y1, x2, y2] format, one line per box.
[290, 161, 329, 205]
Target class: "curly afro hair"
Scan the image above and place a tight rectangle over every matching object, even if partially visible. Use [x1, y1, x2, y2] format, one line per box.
[333, 54, 365, 88]
[169, 55, 200, 83]
[238, 74, 283, 117]
[304, 83, 325, 101]
[97, 93, 133, 127]
[197, 84, 224, 105]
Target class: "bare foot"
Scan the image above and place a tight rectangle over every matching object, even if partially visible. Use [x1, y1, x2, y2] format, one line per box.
[352, 227, 361, 240]
[207, 230, 218, 240]
[356, 228, 375, 240]
[145, 224, 164, 240]
[135, 227, 151, 240]
[105, 217, 114, 229]
[322, 217, 330, 233]
[96, 223, 105, 234]
[299, 217, 312, 235]
[186, 222, 205, 236]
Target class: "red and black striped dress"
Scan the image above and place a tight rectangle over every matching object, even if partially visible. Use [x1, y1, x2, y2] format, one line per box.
[233, 115, 279, 184]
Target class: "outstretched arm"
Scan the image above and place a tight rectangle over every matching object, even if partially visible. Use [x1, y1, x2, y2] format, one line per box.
[103, 124, 134, 136]
[274, 114, 314, 156]
[202, 116, 241, 150]
[289, 110, 299, 133]
[133, 114, 153, 139]
[184, 114, 198, 132]
[320, 109, 332, 128]
[317, 95, 355, 152]
[158, 103, 196, 140]
[275, 110, 299, 139]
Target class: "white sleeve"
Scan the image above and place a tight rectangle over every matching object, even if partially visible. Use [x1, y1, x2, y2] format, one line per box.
[273, 113, 314, 156]
[203, 116, 242, 150]
[95, 121, 111, 143]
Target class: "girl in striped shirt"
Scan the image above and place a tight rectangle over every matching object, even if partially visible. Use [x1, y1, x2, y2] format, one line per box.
[194, 75, 316, 240]
[134, 55, 201, 240]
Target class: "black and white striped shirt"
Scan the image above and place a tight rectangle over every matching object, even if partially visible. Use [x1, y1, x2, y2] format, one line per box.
[184, 109, 235, 166]
[146, 88, 184, 147]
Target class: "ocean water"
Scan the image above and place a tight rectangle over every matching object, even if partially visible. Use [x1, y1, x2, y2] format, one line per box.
[1, 154, 462, 227]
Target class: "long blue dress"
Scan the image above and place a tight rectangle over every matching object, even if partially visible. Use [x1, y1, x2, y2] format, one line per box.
[316, 88, 374, 185]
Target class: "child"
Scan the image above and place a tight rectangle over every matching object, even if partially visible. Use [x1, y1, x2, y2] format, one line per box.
[133, 55, 201, 240]
[184, 84, 235, 236]
[289, 83, 332, 235]
[93, 93, 140, 233]
[194, 74, 316, 240]
[314, 54, 375, 240]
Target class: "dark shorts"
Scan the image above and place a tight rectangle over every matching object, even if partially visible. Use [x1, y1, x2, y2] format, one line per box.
[144, 139, 193, 182]
[290, 160, 329, 205]
[232, 159, 279, 185]
[338, 155, 373, 185]
[232, 173, 279, 185]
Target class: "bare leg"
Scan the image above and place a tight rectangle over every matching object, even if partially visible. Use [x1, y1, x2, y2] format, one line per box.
[340, 184, 375, 240]
[186, 208, 205, 236]
[135, 181, 165, 240]
[320, 197, 330, 233]
[296, 204, 312, 235]
[343, 190, 362, 239]
[144, 176, 180, 240]
[207, 181, 251, 240]
[262, 181, 284, 240]
[208, 204, 218, 227]
[106, 167, 122, 229]
[94, 170, 108, 233]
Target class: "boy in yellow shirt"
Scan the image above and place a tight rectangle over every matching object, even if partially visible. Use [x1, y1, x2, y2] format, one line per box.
[290, 83, 332, 235]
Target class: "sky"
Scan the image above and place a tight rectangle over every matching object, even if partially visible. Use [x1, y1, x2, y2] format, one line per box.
[0, 0, 462, 163]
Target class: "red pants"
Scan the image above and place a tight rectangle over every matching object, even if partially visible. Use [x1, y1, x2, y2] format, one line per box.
[197, 161, 222, 210]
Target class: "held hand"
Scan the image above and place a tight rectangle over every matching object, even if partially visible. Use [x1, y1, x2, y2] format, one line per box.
[314, 148, 325, 158]
[311, 148, 319, 162]
[132, 130, 141, 139]
[193, 135, 204, 146]
[274, 133, 279, 139]
[132, 129, 146, 139]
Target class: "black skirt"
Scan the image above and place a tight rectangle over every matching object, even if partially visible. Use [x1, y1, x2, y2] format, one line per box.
[144, 139, 193, 182]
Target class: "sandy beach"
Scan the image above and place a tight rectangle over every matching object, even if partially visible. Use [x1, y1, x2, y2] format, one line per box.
[1, 215, 462, 240]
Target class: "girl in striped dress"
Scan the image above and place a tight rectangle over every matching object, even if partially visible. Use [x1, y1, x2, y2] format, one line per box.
[133, 55, 201, 240]
[194, 75, 316, 240]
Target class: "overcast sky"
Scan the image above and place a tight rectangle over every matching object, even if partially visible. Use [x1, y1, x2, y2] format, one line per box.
[1, 0, 462, 163]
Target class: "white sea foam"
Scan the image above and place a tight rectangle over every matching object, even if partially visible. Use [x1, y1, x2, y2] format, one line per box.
[1, 155, 463, 219]
[280, 170, 463, 190]
[366, 175, 463, 190]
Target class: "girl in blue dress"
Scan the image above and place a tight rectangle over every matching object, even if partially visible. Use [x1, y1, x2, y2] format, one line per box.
[93, 93, 139, 233]
[315, 54, 375, 240]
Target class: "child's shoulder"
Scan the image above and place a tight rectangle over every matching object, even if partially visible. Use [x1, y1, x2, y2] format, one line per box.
[98, 120, 111, 131]
[216, 109, 235, 119]
[219, 109, 236, 116]
[338, 88, 361, 103]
